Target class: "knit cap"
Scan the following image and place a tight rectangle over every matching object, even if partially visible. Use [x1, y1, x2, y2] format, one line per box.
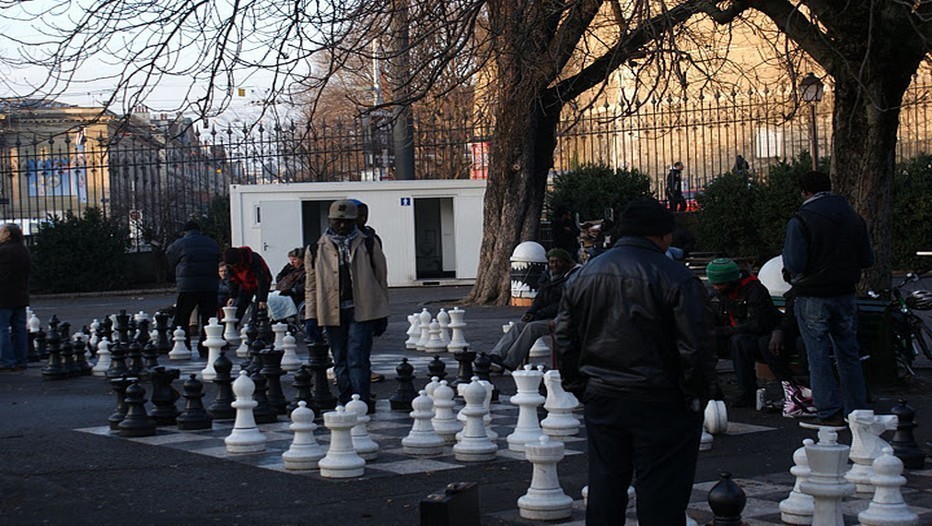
[705, 258, 740, 284]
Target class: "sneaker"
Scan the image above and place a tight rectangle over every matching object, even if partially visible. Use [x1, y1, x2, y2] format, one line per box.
[370, 372, 385, 383]
[487, 353, 506, 373]
[817, 412, 847, 427]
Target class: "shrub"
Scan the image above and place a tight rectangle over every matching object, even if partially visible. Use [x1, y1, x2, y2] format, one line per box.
[893, 155, 932, 271]
[754, 156, 813, 259]
[695, 172, 761, 258]
[31, 208, 131, 293]
[547, 163, 653, 221]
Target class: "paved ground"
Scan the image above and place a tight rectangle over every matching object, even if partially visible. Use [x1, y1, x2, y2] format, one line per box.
[1, 286, 930, 525]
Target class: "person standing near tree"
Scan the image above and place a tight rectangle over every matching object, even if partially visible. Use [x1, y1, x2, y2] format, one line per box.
[555, 198, 717, 524]
[666, 161, 686, 212]
[0, 223, 31, 372]
[166, 220, 220, 352]
[782, 171, 873, 427]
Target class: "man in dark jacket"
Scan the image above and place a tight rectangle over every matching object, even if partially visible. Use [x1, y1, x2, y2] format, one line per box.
[783, 171, 873, 426]
[487, 248, 580, 372]
[0, 223, 31, 371]
[166, 221, 220, 351]
[555, 198, 716, 525]
[224, 246, 273, 324]
[706, 258, 782, 407]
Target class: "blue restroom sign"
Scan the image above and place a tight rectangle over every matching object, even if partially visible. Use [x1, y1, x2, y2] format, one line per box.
[400, 197, 412, 206]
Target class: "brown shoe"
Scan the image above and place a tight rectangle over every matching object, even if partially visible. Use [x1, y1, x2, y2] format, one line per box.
[370, 372, 385, 383]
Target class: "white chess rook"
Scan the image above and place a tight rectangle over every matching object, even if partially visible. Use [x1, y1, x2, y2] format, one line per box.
[517, 436, 574, 520]
[431, 380, 462, 444]
[280, 332, 301, 371]
[402, 390, 445, 455]
[282, 401, 325, 470]
[541, 370, 580, 438]
[225, 371, 268, 454]
[857, 447, 920, 526]
[507, 365, 545, 452]
[346, 394, 380, 461]
[446, 307, 468, 353]
[200, 318, 225, 381]
[318, 405, 365, 478]
[846, 409, 898, 494]
[168, 326, 192, 360]
[453, 378, 497, 462]
[780, 438, 815, 525]
[800, 427, 855, 526]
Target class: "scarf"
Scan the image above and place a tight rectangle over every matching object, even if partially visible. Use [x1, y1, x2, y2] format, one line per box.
[325, 226, 359, 307]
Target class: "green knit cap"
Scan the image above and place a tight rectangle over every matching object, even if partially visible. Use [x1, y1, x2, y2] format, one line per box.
[706, 258, 740, 284]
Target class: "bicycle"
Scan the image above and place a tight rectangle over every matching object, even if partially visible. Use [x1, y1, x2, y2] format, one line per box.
[868, 268, 932, 379]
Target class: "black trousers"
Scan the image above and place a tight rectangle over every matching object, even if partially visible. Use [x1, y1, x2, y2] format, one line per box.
[173, 290, 217, 351]
[585, 394, 702, 525]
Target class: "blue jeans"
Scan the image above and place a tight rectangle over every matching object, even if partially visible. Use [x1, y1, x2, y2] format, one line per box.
[325, 308, 375, 405]
[585, 395, 702, 525]
[0, 307, 28, 368]
[795, 294, 868, 419]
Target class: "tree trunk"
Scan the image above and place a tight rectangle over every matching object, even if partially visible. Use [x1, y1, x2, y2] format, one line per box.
[463, 94, 561, 305]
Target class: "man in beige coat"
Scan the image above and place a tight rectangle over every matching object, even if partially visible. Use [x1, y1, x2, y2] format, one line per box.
[305, 200, 390, 410]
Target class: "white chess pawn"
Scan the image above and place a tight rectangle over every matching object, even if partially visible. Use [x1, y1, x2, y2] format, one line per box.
[447, 307, 468, 353]
[405, 313, 420, 349]
[221, 306, 240, 348]
[319, 405, 365, 478]
[517, 436, 573, 520]
[280, 332, 301, 371]
[28, 310, 40, 334]
[800, 427, 855, 526]
[437, 308, 451, 346]
[236, 326, 250, 358]
[425, 320, 447, 353]
[431, 380, 462, 444]
[541, 370, 580, 439]
[704, 400, 728, 435]
[453, 378, 497, 462]
[416, 308, 432, 352]
[425, 376, 441, 399]
[507, 365, 545, 452]
[528, 336, 551, 360]
[200, 318, 225, 381]
[168, 326, 192, 360]
[479, 379, 498, 441]
[858, 447, 919, 526]
[225, 371, 268, 454]
[92, 338, 111, 376]
[780, 438, 815, 525]
[402, 390, 445, 455]
[89, 319, 100, 351]
[282, 401, 325, 470]
[272, 322, 288, 350]
[346, 394, 379, 461]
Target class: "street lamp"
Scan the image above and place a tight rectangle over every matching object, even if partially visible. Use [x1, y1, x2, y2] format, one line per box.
[800, 73, 824, 170]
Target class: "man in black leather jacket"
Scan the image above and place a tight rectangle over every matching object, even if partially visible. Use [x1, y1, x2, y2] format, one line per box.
[554, 198, 717, 525]
[166, 221, 220, 352]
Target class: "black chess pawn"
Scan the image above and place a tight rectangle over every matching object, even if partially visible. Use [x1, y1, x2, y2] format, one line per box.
[148, 366, 181, 426]
[451, 347, 476, 391]
[99, 316, 113, 344]
[307, 342, 337, 414]
[891, 398, 925, 470]
[473, 352, 499, 402]
[59, 322, 77, 377]
[250, 370, 278, 424]
[707, 472, 745, 526]
[207, 351, 236, 421]
[288, 366, 313, 415]
[35, 326, 47, 360]
[243, 337, 266, 374]
[143, 341, 161, 371]
[118, 381, 157, 437]
[428, 355, 447, 381]
[136, 318, 151, 346]
[72, 333, 94, 376]
[389, 357, 417, 411]
[108, 376, 136, 431]
[106, 340, 130, 380]
[177, 374, 213, 431]
[41, 316, 67, 380]
[154, 312, 172, 355]
[127, 340, 147, 379]
[260, 348, 288, 415]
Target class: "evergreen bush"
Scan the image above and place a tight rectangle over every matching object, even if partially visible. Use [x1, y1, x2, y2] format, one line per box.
[893, 155, 932, 271]
[695, 172, 761, 258]
[547, 163, 653, 221]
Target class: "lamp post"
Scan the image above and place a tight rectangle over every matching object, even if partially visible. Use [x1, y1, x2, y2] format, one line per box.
[800, 73, 825, 170]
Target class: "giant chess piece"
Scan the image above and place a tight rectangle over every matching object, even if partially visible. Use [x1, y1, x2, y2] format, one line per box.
[541, 369, 580, 438]
[105, 339, 129, 380]
[288, 366, 313, 415]
[72, 332, 93, 375]
[708, 472, 746, 526]
[453, 378, 497, 462]
[108, 376, 135, 431]
[154, 311, 172, 356]
[705, 399, 728, 435]
[437, 308, 451, 346]
[207, 351, 236, 421]
[800, 427, 855, 526]
[114, 310, 131, 345]
[221, 306, 239, 349]
[318, 405, 365, 478]
[280, 332, 301, 372]
[446, 307, 468, 353]
[473, 352, 498, 401]
[857, 447, 920, 526]
[507, 365, 546, 452]
[250, 370, 278, 424]
[126, 339, 146, 379]
[846, 409, 898, 494]
[451, 347, 476, 394]
[225, 370, 268, 453]
[168, 326, 192, 360]
[478, 379, 498, 441]
[890, 399, 925, 470]
[236, 325, 250, 358]
[26, 309, 41, 363]
[149, 366, 181, 426]
[427, 355, 447, 382]
[402, 390, 445, 455]
[92, 338, 112, 377]
[346, 394, 380, 460]
[416, 308, 432, 352]
[200, 317, 225, 381]
[517, 436, 573, 520]
[41, 316, 67, 380]
[59, 322, 76, 377]
[431, 380, 462, 444]
[425, 320, 447, 354]
[780, 438, 816, 525]
[177, 374, 213, 431]
[307, 342, 337, 413]
[34, 326, 47, 360]
[389, 358, 418, 411]
[142, 340, 161, 372]
[404, 313, 419, 349]
[260, 348, 288, 415]
[271, 322, 288, 352]
[282, 401, 325, 471]
[118, 381, 157, 437]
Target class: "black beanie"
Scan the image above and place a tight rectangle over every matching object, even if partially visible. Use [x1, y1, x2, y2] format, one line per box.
[616, 198, 676, 237]
[183, 220, 200, 232]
